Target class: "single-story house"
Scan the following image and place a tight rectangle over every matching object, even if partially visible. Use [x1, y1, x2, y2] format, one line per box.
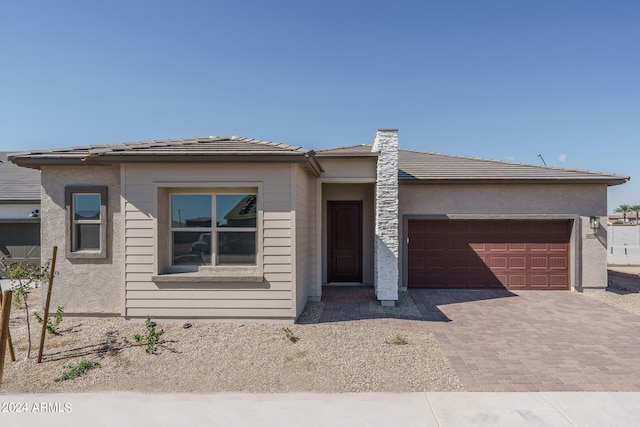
[9, 129, 628, 322]
[0, 152, 41, 269]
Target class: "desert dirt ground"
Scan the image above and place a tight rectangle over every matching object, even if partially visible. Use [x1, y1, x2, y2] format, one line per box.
[3, 268, 640, 394]
[0, 289, 462, 394]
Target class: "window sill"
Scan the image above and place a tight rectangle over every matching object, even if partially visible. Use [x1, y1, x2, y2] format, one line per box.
[152, 272, 264, 283]
[67, 250, 107, 259]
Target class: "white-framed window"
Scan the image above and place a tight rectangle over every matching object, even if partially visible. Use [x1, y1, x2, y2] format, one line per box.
[170, 192, 257, 266]
[65, 186, 108, 258]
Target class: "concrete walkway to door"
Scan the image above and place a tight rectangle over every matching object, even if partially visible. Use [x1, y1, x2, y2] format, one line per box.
[319, 287, 640, 392]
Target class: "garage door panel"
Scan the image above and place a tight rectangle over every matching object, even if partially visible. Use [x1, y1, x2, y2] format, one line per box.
[550, 257, 567, 269]
[467, 256, 486, 269]
[550, 275, 569, 287]
[426, 239, 445, 251]
[508, 275, 526, 288]
[449, 239, 467, 251]
[531, 275, 549, 288]
[408, 219, 570, 290]
[531, 243, 549, 251]
[449, 257, 467, 269]
[468, 221, 491, 233]
[426, 257, 445, 269]
[469, 242, 485, 252]
[489, 257, 508, 269]
[508, 257, 526, 269]
[509, 242, 526, 251]
[449, 221, 467, 233]
[531, 257, 548, 269]
[427, 221, 448, 233]
[549, 243, 568, 251]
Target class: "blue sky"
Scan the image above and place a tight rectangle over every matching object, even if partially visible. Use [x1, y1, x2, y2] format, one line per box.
[1, 1, 638, 213]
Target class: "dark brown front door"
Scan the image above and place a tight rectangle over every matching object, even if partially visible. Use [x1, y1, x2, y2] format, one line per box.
[328, 201, 362, 282]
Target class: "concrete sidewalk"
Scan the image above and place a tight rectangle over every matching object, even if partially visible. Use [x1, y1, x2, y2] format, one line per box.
[2, 392, 640, 426]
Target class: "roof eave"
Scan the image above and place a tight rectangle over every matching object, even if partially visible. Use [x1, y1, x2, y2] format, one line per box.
[9, 151, 325, 172]
[399, 177, 630, 186]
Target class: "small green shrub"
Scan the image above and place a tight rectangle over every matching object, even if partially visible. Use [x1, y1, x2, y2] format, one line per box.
[134, 315, 165, 354]
[55, 359, 101, 382]
[385, 334, 409, 345]
[282, 326, 299, 343]
[34, 306, 64, 334]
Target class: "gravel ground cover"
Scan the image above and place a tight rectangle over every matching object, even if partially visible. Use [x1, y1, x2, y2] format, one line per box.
[582, 270, 640, 315]
[0, 290, 463, 394]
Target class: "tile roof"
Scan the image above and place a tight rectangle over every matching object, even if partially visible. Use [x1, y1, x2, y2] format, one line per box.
[7, 134, 628, 186]
[11, 136, 311, 162]
[316, 144, 378, 156]
[398, 149, 628, 185]
[0, 152, 40, 202]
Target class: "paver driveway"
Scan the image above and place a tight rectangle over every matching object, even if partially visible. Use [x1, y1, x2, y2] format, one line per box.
[319, 287, 640, 392]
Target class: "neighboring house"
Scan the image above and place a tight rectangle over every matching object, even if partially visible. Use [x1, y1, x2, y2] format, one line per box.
[9, 130, 628, 321]
[0, 152, 41, 270]
[608, 223, 640, 265]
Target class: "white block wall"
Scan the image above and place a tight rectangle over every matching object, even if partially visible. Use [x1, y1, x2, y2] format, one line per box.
[372, 129, 399, 302]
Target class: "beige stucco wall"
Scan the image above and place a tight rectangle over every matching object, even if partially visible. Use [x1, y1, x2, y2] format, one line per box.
[40, 165, 122, 314]
[319, 158, 377, 179]
[399, 183, 609, 290]
[321, 183, 375, 284]
[294, 165, 312, 316]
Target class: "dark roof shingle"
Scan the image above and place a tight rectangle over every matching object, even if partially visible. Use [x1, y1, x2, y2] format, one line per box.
[0, 152, 40, 202]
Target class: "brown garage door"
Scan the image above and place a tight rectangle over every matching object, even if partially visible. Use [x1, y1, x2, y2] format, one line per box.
[408, 219, 571, 290]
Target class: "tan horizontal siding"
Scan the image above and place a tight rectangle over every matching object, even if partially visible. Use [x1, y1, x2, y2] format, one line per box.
[126, 264, 154, 273]
[263, 272, 291, 282]
[264, 219, 292, 229]
[126, 280, 292, 291]
[126, 237, 154, 247]
[126, 290, 292, 299]
[263, 212, 291, 220]
[263, 246, 293, 256]
[127, 220, 154, 230]
[263, 264, 292, 273]
[263, 228, 291, 238]
[125, 211, 152, 221]
[263, 255, 292, 264]
[123, 163, 296, 320]
[126, 255, 154, 264]
[125, 163, 291, 183]
[126, 246, 154, 255]
[126, 273, 153, 281]
[126, 307, 294, 318]
[264, 237, 292, 247]
[264, 192, 292, 203]
[126, 228, 154, 238]
[263, 200, 292, 211]
[126, 298, 291, 309]
[125, 201, 153, 212]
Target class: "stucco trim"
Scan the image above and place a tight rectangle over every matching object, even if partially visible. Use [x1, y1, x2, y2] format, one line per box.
[151, 273, 263, 283]
[64, 185, 108, 259]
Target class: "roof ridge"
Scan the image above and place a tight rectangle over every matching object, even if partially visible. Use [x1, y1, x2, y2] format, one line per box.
[398, 148, 624, 178]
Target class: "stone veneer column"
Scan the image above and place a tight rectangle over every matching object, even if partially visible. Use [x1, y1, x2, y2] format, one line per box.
[372, 129, 399, 306]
